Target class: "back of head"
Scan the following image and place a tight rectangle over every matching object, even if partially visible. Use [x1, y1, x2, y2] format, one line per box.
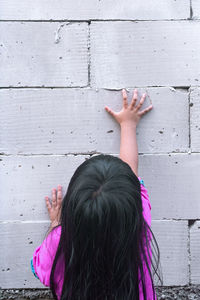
[50, 154, 160, 300]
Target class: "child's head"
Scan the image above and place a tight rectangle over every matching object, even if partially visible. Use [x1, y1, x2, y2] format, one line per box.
[50, 154, 161, 300]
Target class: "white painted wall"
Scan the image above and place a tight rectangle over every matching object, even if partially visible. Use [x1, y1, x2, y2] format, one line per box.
[0, 0, 199, 289]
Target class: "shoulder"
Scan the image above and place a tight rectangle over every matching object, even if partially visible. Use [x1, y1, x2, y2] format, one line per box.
[138, 176, 151, 210]
[137, 177, 151, 226]
[31, 225, 61, 287]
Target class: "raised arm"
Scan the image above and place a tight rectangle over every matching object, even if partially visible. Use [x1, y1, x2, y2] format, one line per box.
[120, 121, 138, 176]
[105, 88, 153, 177]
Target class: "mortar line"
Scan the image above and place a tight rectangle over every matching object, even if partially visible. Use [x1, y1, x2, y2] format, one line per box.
[188, 220, 191, 285]
[188, 87, 192, 151]
[87, 21, 91, 88]
[0, 85, 196, 90]
[0, 18, 198, 22]
[0, 151, 200, 157]
[0, 151, 200, 156]
[190, 0, 193, 19]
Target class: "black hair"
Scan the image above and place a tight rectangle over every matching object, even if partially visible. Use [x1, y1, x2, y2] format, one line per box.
[50, 154, 162, 300]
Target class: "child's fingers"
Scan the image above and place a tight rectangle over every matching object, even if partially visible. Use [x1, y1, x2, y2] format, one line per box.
[57, 185, 62, 206]
[52, 188, 57, 208]
[122, 89, 128, 109]
[135, 93, 146, 111]
[104, 106, 116, 118]
[45, 196, 51, 211]
[138, 105, 153, 116]
[130, 89, 138, 110]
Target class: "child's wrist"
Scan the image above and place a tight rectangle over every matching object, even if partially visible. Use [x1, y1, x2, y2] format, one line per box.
[50, 220, 59, 228]
[120, 121, 137, 129]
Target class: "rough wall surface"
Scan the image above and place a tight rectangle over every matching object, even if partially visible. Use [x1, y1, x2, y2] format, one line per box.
[0, 0, 200, 298]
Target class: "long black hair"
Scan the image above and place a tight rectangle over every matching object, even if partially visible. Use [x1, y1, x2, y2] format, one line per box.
[50, 154, 162, 300]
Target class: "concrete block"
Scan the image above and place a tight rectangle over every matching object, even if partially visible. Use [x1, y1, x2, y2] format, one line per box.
[152, 220, 188, 286]
[0, 22, 88, 87]
[0, 221, 188, 288]
[0, 222, 50, 288]
[0, 155, 89, 221]
[138, 153, 200, 219]
[0, 0, 190, 20]
[0, 87, 189, 154]
[190, 221, 200, 284]
[192, 0, 200, 19]
[90, 21, 200, 87]
[1, 153, 198, 221]
[190, 87, 200, 152]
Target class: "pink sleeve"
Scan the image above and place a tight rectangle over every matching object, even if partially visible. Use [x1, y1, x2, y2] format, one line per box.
[138, 177, 151, 227]
[138, 177, 156, 300]
[32, 225, 61, 287]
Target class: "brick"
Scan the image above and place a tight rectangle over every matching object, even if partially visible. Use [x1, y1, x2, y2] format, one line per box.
[0, 222, 49, 288]
[0, 0, 190, 20]
[0, 155, 89, 221]
[0, 87, 189, 154]
[190, 87, 200, 152]
[90, 21, 200, 87]
[190, 221, 200, 284]
[1, 153, 199, 221]
[138, 153, 200, 219]
[151, 220, 188, 285]
[192, 0, 200, 19]
[0, 22, 88, 87]
[0, 221, 188, 288]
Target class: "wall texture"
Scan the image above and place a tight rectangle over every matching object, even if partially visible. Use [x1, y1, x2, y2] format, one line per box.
[0, 0, 200, 298]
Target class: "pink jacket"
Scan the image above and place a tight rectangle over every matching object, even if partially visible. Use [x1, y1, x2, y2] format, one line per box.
[31, 177, 156, 300]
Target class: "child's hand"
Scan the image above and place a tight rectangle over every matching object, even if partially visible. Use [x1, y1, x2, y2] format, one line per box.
[45, 185, 62, 227]
[104, 88, 153, 127]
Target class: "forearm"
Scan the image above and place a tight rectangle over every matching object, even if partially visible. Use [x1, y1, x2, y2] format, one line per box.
[119, 122, 138, 177]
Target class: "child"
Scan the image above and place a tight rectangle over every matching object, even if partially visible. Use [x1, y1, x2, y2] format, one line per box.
[31, 88, 162, 300]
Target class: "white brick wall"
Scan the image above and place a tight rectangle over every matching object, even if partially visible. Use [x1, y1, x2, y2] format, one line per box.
[0, 0, 199, 290]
